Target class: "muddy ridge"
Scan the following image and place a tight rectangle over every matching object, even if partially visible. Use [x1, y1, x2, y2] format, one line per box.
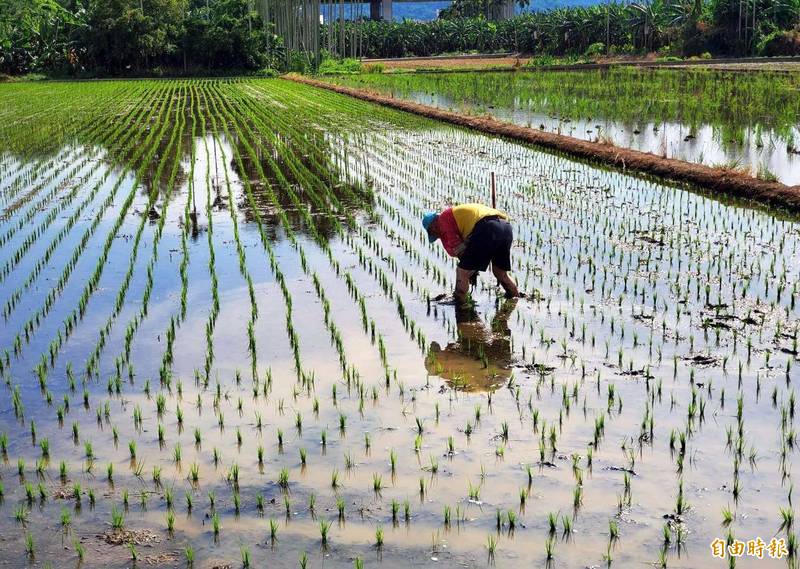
[285, 74, 800, 212]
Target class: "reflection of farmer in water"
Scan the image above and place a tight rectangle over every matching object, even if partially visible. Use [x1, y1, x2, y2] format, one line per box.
[422, 203, 521, 303]
[426, 299, 517, 391]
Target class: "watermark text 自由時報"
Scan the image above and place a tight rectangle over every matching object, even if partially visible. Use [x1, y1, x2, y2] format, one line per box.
[711, 537, 788, 559]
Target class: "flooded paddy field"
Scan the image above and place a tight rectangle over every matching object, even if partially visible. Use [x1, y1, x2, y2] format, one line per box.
[0, 78, 799, 568]
[322, 68, 800, 185]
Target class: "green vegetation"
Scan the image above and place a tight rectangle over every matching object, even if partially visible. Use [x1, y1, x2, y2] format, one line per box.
[323, 66, 800, 182]
[1, 0, 281, 76]
[0, 76, 797, 569]
[3, 0, 799, 77]
[323, 0, 800, 59]
[324, 67, 800, 139]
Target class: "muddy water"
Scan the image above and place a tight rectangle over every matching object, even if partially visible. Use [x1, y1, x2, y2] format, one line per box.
[0, 79, 798, 569]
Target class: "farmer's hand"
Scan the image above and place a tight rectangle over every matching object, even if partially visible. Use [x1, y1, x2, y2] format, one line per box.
[505, 290, 526, 299]
[454, 243, 466, 257]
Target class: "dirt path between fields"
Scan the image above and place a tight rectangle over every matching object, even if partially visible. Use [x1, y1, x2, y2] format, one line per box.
[365, 55, 530, 70]
[285, 74, 800, 213]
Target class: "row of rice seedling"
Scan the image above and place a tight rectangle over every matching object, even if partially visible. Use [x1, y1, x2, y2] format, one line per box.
[27, 85, 181, 371]
[0, 81, 144, 158]
[322, 69, 800, 183]
[207, 84, 400, 375]
[235, 83, 437, 359]
[0, 78, 797, 568]
[0, 83, 145, 209]
[92, 83, 190, 390]
[0, 85, 162, 311]
[324, 68, 800, 144]
[320, 110, 790, 560]
[2, 84, 180, 421]
[211, 81, 397, 387]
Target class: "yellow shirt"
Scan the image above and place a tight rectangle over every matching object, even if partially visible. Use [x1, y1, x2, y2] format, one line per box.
[451, 203, 508, 238]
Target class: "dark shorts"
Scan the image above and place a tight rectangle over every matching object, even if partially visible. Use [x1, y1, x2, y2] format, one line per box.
[458, 217, 513, 272]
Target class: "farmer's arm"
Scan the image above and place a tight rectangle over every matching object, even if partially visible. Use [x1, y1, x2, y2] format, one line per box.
[438, 210, 466, 257]
[441, 232, 466, 257]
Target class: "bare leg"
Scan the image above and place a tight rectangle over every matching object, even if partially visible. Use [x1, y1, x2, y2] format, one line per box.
[492, 263, 519, 297]
[455, 267, 475, 304]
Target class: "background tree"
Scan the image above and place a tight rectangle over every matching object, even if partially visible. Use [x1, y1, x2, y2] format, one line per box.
[0, 0, 79, 74]
[183, 0, 276, 70]
[711, 0, 799, 53]
[80, 0, 187, 72]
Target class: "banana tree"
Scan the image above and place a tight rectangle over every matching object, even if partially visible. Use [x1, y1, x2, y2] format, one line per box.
[0, 0, 80, 73]
[627, 0, 669, 50]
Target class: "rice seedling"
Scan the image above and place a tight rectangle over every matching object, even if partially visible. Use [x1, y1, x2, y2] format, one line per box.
[15, 505, 28, 523]
[61, 507, 71, 528]
[561, 514, 572, 535]
[548, 512, 557, 534]
[781, 507, 795, 530]
[507, 510, 517, 530]
[25, 533, 34, 557]
[675, 479, 689, 515]
[573, 485, 583, 508]
[319, 519, 331, 544]
[486, 534, 497, 558]
[722, 506, 734, 526]
[270, 518, 279, 542]
[545, 536, 555, 560]
[657, 547, 667, 568]
[189, 462, 200, 483]
[110, 506, 124, 530]
[278, 468, 290, 488]
[603, 542, 613, 565]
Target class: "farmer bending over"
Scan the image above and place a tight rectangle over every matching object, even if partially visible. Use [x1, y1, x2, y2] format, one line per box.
[423, 203, 520, 303]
